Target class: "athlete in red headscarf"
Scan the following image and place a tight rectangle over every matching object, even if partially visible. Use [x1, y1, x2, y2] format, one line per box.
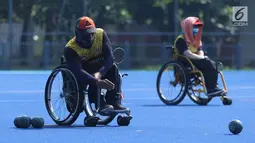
[174, 16, 225, 97]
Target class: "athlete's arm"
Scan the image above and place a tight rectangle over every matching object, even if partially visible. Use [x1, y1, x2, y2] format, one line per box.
[98, 31, 114, 77]
[176, 38, 205, 60]
[183, 50, 205, 60]
[197, 47, 204, 57]
[64, 47, 98, 85]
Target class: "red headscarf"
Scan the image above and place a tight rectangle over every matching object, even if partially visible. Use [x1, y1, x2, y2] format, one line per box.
[181, 17, 204, 49]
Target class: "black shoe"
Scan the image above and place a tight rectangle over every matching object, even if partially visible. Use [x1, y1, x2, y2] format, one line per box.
[113, 102, 129, 111]
[207, 87, 226, 97]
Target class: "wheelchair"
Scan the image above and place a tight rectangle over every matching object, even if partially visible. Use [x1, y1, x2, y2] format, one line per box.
[156, 45, 232, 106]
[44, 48, 132, 127]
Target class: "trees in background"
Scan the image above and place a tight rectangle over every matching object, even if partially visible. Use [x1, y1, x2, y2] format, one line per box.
[0, 0, 240, 67]
[1, 0, 240, 33]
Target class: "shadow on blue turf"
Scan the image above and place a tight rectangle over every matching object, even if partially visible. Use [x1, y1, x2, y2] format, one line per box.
[141, 104, 222, 107]
[224, 133, 236, 136]
[43, 124, 119, 128]
[11, 124, 119, 130]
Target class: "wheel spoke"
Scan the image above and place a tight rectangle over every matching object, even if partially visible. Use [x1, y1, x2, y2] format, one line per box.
[45, 67, 80, 125]
[187, 76, 211, 105]
[157, 61, 187, 105]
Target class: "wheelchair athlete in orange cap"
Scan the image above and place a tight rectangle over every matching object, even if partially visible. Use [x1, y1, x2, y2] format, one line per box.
[64, 16, 128, 114]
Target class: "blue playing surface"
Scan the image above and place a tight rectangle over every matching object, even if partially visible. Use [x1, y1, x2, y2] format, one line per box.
[1, 70, 254, 143]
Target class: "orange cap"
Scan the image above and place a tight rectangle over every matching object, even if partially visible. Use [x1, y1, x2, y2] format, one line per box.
[76, 16, 96, 33]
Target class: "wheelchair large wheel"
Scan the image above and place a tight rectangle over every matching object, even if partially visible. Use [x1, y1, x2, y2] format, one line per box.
[83, 88, 116, 126]
[186, 73, 212, 105]
[156, 61, 188, 105]
[45, 65, 83, 126]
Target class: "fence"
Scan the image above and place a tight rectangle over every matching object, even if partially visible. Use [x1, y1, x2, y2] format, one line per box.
[1, 30, 249, 70]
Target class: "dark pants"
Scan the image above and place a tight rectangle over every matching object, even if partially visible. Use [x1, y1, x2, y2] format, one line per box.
[84, 63, 122, 106]
[191, 58, 218, 90]
[64, 63, 122, 112]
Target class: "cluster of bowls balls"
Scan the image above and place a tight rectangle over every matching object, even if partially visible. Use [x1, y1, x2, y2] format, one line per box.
[14, 115, 44, 129]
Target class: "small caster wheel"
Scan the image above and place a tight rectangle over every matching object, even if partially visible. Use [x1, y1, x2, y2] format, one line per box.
[221, 96, 232, 105]
[84, 116, 99, 127]
[199, 98, 209, 106]
[117, 115, 132, 126]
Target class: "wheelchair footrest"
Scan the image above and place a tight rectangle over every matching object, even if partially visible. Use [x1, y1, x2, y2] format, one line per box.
[111, 108, 130, 114]
[99, 108, 130, 116]
[207, 90, 227, 98]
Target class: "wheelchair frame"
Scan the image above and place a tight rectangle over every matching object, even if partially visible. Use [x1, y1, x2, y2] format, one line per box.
[45, 56, 132, 126]
[156, 46, 232, 106]
[177, 54, 228, 95]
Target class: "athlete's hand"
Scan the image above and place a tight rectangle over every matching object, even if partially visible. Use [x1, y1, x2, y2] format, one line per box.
[94, 72, 102, 79]
[96, 79, 115, 90]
